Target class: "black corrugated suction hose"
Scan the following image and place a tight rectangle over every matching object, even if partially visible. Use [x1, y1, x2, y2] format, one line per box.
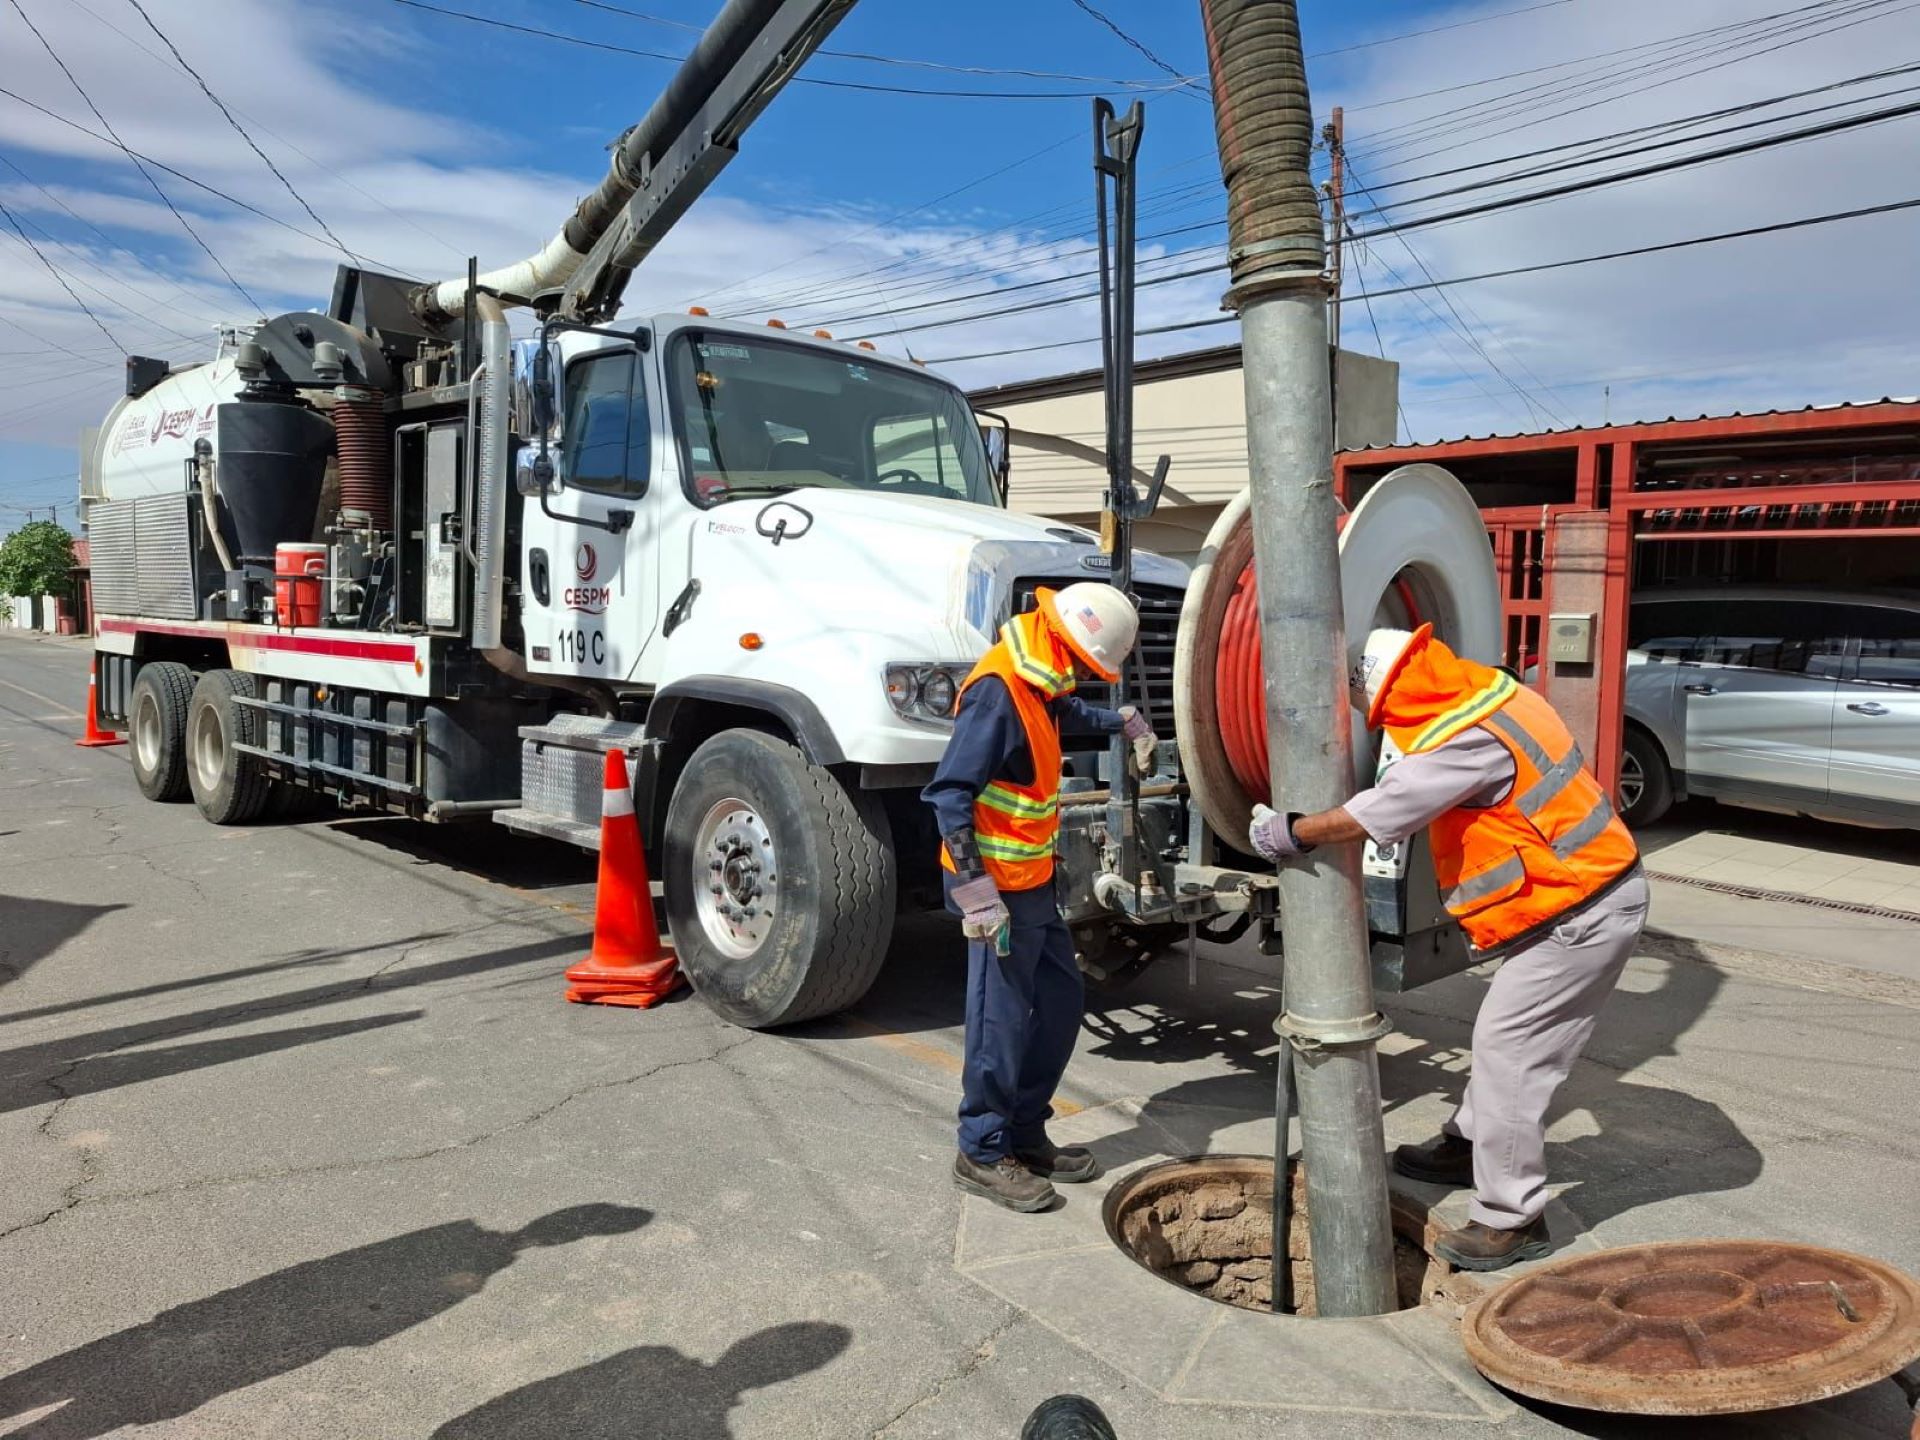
[1199, 0, 1325, 284]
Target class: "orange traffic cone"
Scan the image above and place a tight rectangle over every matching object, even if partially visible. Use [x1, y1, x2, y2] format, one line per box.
[76, 658, 127, 749]
[564, 749, 683, 1008]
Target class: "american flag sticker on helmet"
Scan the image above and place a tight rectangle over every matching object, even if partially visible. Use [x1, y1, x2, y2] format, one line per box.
[1077, 606, 1103, 633]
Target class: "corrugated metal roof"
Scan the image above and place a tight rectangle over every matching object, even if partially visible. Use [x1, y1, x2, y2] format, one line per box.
[1346, 397, 1920, 452]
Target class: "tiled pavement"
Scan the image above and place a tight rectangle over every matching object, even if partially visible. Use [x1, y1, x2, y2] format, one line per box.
[1638, 807, 1920, 914]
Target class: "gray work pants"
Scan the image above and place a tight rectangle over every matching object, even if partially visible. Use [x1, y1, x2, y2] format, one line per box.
[1447, 868, 1650, 1229]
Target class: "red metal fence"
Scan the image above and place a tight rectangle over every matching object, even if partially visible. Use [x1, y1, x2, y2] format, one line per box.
[1335, 401, 1920, 794]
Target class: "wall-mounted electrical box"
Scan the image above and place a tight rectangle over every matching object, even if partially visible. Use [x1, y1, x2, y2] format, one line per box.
[1548, 612, 1594, 665]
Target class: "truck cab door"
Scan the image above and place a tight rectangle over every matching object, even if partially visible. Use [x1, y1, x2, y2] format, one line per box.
[522, 342, 659, 681]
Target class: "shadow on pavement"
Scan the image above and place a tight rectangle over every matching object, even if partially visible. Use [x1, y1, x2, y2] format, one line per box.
[1068, 930, 1762, 1236]
[1517, 1381, 1916, 1438]
[0, 896, 127, 990]
[328, 817, 596, 892]
[0, 1205, 652, 1439]
[0, 933, 456, 1028]
[0, 932, 579, 1116]
[429, 1321, 854, 1439]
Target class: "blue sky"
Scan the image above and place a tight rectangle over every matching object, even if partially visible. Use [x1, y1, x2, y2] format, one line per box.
[4, 0, 1917, 532]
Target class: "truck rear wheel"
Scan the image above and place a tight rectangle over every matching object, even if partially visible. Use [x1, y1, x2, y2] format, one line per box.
[663, 728, 895, 1029]
[129, 661, 194, 802]
[186, 669, 272, 826]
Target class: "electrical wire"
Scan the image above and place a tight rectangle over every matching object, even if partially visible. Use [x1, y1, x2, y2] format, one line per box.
[1063, 0, 1200, 90]
[922, 193, 1920, 366]
[0, 199, 125, 355]
[385, 0, 1194, 99]
[1309, 0, 1575, 59]
[568, 0, 1194, 86]
[3, 0, 262, 314]
[119, 0, 358, 263]
[0, 86, 418, 276]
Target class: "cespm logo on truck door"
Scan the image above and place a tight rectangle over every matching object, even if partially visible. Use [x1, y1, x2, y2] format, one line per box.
[565, 542, 612, 615]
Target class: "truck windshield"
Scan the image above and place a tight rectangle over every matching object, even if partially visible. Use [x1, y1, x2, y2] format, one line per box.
[667, 330, 996, 509]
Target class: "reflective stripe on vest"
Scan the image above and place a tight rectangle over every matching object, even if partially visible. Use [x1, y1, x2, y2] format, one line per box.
[937, 609, 1068, 892]
[1421, 685, 1639, 952]
[1406, 670, 1517, 753]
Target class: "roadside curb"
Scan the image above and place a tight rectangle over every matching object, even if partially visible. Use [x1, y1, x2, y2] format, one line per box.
[1639, 924, 1920, 1011]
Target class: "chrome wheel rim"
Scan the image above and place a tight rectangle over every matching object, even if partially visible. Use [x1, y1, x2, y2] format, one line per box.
[133, 690, 163, 775]
[1618, 749, 1645, 813]
[693, 797, 776, 959]
[191, 700, 225, 794]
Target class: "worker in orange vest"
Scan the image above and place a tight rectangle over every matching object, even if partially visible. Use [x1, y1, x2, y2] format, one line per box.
[1248, 623, 1646, 1271]
[923, 584, 1157, 1213]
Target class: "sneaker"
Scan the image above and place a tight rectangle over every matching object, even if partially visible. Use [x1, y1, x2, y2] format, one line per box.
[1393, 1132, 1474, 1186]
[954, 1151, 1057, 1213]
[1433, 1216, 1552, 1272]
[1013, 1137, 1101, 1184]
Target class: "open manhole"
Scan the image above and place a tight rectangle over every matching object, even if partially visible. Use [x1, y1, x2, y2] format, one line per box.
[1103, 1154, 1445, 1316]
[1462, 1239, 1920, 1415]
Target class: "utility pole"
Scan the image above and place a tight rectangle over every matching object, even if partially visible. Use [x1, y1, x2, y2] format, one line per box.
[1198, 0, 1399, 1317]
[1324, 107, 1345, 358]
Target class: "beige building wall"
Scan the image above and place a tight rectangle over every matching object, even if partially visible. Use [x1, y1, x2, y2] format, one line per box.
[970, 346, 1398, 566]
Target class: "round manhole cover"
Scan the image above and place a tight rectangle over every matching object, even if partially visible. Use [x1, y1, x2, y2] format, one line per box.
[1462, 1240, 1920, 1415]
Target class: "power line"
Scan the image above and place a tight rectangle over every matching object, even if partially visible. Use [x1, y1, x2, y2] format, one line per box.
[386, 0, 1192, 99]
[0, 198, 126, 355]
[923, 193, 1920, 366]
[4, 0, 262, 314]
[1063, 0, 1201, 91]
[568, 0, 1193, 86]
[119, 0, 358, 263]
[0, 86, 418, 276]
[1309, 0, 1574, 59]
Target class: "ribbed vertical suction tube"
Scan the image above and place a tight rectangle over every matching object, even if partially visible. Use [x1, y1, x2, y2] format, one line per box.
[470, 294, 510, 654]
[1200, 0, 1326, 290]
[332, 391, 390, 529]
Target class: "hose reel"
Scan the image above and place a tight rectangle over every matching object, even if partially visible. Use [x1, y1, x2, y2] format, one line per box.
[1173, 463, 1503, 846]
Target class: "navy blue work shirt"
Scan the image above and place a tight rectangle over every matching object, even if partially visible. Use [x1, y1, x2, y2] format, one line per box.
[920, 675, 1124, 841]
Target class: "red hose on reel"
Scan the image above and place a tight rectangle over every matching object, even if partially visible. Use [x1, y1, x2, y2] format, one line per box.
[1208, 522, 1423, 806]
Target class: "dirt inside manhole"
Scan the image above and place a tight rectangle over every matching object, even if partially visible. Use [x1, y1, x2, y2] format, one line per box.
[1104, 1154, 1452, 1316]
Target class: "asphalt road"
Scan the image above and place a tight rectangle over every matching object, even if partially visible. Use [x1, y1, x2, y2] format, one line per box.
[3, 631, 1918, 1439]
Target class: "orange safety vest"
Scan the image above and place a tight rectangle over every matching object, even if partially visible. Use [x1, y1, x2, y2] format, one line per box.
[1373, 627, 1639, 952]
[938, 594, 1076, 893]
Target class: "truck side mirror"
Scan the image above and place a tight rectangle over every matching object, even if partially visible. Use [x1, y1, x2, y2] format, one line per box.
[976, 410, 1011, 506]
[531, 342, 555, 432]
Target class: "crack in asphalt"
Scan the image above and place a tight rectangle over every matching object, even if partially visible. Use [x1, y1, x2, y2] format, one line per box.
[0, 1030, 757, 1228]
[870, 1309, 1022, 1437]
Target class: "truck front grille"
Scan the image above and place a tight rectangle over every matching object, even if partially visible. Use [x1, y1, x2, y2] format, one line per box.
[1011, 578, 1182, 743]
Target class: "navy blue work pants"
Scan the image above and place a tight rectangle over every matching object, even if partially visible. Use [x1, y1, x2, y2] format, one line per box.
[952, 878, 1084, 1163]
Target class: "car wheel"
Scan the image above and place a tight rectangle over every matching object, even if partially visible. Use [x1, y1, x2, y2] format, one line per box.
[1619, 726, 1673, 828]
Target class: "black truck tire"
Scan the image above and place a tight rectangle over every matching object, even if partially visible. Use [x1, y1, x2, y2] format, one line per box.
[185, 669, 272, 826]
[663, 727, 895, 1029]
[128, 661, 195, 802]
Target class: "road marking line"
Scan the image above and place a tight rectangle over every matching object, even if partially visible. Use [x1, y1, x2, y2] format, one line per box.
[0, 674, 79, 717]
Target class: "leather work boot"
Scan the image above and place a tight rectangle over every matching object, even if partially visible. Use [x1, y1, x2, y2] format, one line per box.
[1014, 1137, 1101, 1183]
[1433, 1216, 1553, 1272]
[1393, 1132, 1474, 1186]
[954, 1151, 1057, 1213]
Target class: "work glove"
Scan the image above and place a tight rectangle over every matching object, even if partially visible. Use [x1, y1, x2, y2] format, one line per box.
[1248, 803, 1313, 862]
[1119, 704, 1159, 779]
[950, 873, 1011, 948]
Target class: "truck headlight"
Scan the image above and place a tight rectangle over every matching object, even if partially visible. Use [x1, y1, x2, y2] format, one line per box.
[885, 662, 972, 723]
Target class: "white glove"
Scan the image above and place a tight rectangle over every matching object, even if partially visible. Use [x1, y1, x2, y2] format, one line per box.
[1119, 705, 1158, 779]
[1248, 803, 1310, 861]
[951, 873, 1010, 942]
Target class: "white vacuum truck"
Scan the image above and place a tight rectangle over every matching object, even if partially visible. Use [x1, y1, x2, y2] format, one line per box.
[83, 0, 1504, 1027]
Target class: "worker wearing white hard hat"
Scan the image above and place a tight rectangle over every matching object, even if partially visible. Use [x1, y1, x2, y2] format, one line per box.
[922, 582, 1158, 1212]
[1248, 623, 1646, 1271]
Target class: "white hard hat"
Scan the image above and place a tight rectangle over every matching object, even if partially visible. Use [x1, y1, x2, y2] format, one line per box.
[1049, 582, 1139, 682]
[1350, 626, 1419, 713]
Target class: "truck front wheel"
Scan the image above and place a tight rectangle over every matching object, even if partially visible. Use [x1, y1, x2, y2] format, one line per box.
[186, 669, 272, 826]
[663, 728, 896, 1029]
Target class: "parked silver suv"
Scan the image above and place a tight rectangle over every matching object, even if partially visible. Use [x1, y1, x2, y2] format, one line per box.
[1621, 588, 1920, 828]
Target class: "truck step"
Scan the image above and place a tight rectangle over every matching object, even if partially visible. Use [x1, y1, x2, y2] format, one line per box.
[493, 807, 604, 851]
